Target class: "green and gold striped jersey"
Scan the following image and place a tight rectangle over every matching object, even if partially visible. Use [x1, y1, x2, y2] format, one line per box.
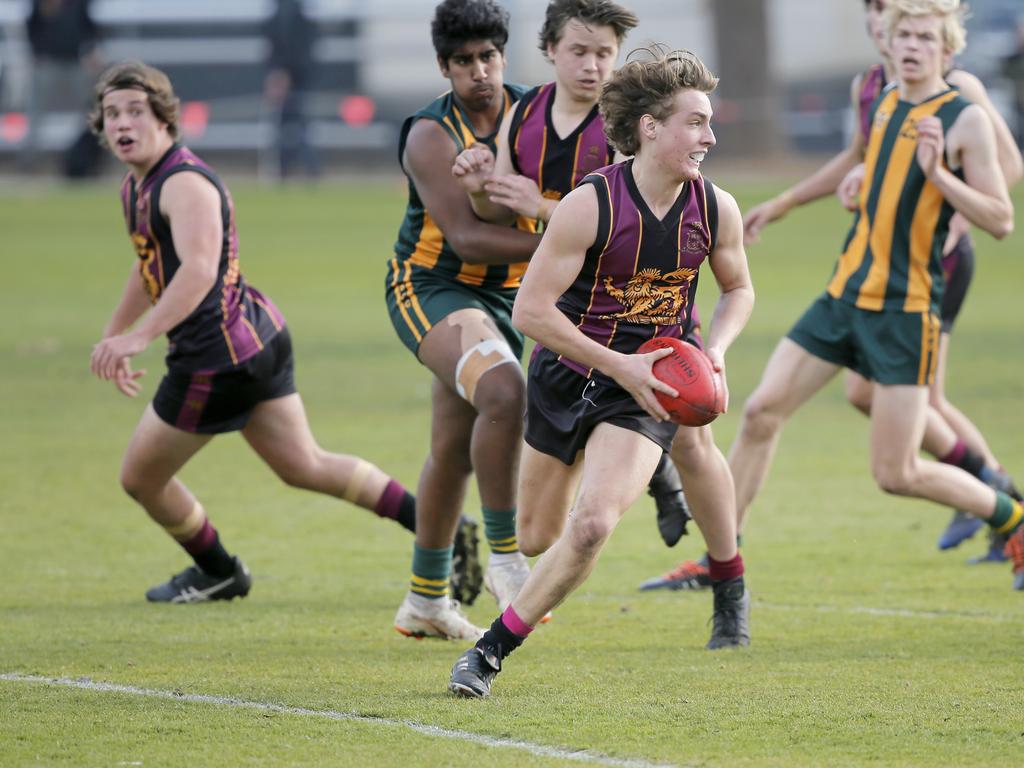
[393, 84, 535, 290]
[827, 85, 969, 313]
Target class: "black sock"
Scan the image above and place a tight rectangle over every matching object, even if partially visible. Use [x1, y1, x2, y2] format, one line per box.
[958, 448, 986, 480]
[478, 615, 525, 661]
[191, 534, 235, 578]
[396, 492, 416, 533]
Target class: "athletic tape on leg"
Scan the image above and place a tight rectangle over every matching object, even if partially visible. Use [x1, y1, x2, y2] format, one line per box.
[455, 339, 519, 404]
[164, 502, 205, 540]
[342, 459, 374, 504]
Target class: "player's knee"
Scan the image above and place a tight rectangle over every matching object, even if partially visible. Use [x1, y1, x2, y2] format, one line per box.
[741, 391, 784, 441]
[872, 462, 916, 496]
[518, 525, 557, 557]
[472, 366, 525, 422]
[567, 509, 617, 554]
[120, 464, 150, 501]
[454, 338, 521, 410]
[670, 425, 713, 465]
[272, 449, 321, 490]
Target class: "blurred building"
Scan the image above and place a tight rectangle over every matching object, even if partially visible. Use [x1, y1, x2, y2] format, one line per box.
[0, 0, 1019, 170]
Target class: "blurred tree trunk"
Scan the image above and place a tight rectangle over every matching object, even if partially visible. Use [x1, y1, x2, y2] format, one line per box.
[710, 0, 781, 157]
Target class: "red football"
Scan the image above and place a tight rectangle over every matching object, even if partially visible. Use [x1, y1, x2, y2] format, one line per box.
[637, 337, 724, 426]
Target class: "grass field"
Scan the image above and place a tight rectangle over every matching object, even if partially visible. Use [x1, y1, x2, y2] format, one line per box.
[1, 174, 1022, 767]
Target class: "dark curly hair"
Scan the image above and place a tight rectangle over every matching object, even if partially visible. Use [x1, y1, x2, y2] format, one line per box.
[537, 0, 638, 54]
[600, 47, 718, 156]
[431, 0, 510, 63]
[89, 61, 180, 146]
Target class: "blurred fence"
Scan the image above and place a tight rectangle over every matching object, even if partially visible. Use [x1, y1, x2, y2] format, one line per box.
[0, 0, 1019, 173]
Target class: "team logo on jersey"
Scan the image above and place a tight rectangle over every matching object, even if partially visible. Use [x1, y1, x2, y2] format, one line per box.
[899, 118, 919, 142]
[873, 109, 892, 131]
[599, 267, 698, 325]
[132, 233, 161, 301]
[683, 222, 710, 254]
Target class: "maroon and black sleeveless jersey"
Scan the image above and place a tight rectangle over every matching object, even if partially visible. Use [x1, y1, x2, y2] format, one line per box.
[507, 82, 614, 207]
[555, 160, 718, 378]
[120, 144, 285, 372]
[858, 64, 887, 144]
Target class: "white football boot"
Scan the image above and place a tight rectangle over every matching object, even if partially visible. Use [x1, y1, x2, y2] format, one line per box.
[484, 552, 552, 622]
[394, 592, 484, 640]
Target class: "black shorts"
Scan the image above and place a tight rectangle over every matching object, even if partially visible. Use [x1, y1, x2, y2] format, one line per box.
[524, 346, 678, 466]
[153, 328, 297, 434]
[940, 235, 974, 333]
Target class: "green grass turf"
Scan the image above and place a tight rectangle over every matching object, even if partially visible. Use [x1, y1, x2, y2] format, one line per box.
[1, 176, 1022, 767]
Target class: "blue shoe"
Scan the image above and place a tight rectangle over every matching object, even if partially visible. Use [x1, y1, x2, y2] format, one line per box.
[937, 510, 984, 550]
[966, 532, 1008, 564]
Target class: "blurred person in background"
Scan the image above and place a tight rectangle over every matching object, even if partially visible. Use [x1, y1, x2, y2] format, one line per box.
[23, 0, 102, 174]
[641, 0, 1022, 591]
[263, 0, 321, 180]
[1002, 17, 1024, 148]
[727, 0, 1024, 592]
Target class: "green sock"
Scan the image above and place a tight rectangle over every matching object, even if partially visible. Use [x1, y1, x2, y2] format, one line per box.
[988, 493, 1023, 536]
[482, 507, 518, 554]
[410, 544, 452, 599]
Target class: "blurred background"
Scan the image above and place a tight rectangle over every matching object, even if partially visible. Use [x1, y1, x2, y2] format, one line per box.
[0, 0, 1021, 181]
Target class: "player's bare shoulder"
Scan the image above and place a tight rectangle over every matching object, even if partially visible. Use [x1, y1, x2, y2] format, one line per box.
[402, 117, 458, 173]
[158, 168, 220, 219]
[709, 182, 742, 246]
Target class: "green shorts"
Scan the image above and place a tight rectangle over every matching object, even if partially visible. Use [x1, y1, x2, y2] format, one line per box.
[787, 293, 941, 386]
[385, 258, 524, 360]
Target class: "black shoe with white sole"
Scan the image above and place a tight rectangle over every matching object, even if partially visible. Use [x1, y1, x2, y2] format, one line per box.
[145, 557, 252, 604]
[449, 645, 501, 698]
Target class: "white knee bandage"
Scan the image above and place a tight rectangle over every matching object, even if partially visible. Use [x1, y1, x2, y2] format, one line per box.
[455, 339, 519, 404]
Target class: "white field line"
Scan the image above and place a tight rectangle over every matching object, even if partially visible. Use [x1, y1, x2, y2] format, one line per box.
[756, 600, 1023, 623]
[1, 673, 678, 768]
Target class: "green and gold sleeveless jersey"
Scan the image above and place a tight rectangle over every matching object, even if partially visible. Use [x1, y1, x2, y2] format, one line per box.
[393, 84, 534, 290]
[827, 85, 969, 313]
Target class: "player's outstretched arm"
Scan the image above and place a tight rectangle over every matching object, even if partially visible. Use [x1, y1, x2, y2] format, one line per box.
[405, 118, 540, 264]
[704, 187, 755, 412]
[947, 70, 1024, 187]
[512, 185, 675, 421]
[743, 76, 867, 244]
[925, 109, 1014, 240]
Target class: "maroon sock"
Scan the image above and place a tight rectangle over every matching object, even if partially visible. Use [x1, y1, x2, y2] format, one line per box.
[374, 479, 415, 532]
[181, 520, 234, 577]
[707, 552, 744, 582]
[939, 439, 967, 466]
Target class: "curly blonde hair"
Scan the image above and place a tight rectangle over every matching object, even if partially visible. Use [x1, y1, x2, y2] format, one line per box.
[884, 0, 968, 55]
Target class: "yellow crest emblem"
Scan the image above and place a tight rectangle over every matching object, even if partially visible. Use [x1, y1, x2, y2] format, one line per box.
[600, 267, 697, 325]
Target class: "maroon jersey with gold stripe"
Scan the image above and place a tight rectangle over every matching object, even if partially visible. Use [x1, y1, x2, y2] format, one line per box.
[858, 64, 887, 144]
[555, 160, 717, 378]
[507, 82, 614, 205]
[120, 144, 285, 372]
